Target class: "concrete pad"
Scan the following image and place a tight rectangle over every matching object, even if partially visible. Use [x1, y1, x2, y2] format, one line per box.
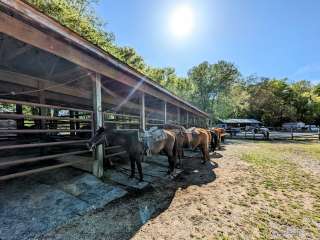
[107, 169, 149, 190]
[144, 155, 169, 168]
[55, 173, 127, 209]
[0, 170, 128, 240]
[0, 183, 89, 240]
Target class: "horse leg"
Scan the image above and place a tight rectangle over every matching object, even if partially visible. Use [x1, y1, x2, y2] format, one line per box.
[129, 156, 135, 179]
[218, 137, 222, 150]
[213, 133, 218, 152]
[200, 145, 206, 164]
[135, 156, 143, 182]
[179, 147, 183, 168]
[175, 146, 181, 169]
[168, 153, 175, 174]
[205, 143, 210, 161]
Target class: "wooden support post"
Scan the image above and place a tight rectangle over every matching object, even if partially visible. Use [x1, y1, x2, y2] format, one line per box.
[140, 92, 146, 131]
[318, 127, 320, 141]
[177, 107, 181, 124]
[15, 104, 23, 129]
[70, 111, 75, 136]
[38, 81, 47, 155]
[164, 101, 167, 124]
[75, 111, 80, 134]
[38, 81, 47, 129]
[186, 111, 189, 128]
[291, 128, 294, 140]
[92, 73, 104, 178]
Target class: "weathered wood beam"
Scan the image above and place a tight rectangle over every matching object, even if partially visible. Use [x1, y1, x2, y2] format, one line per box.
[187, 111, 189, 128]
[92, 73, 104, 178]
[140, 92, 145, 131]
[164, 101, 167, 124]
[177, 107, 181, 124]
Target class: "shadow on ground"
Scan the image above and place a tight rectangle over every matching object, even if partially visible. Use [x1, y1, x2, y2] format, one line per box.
[38, 149, 218, 240]
[0, 148, 219, 240]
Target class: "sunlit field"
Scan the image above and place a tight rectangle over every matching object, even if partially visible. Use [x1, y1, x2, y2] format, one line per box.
[239, 141, 320, 239]
[128, 140, 320, 240]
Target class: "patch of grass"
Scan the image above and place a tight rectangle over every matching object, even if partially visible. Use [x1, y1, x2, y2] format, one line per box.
[239, 142, 320, 239]
[290, 143, 320, 160]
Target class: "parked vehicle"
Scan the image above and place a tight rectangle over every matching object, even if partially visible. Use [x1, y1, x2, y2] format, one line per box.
[282, 122, 305, 131]
[305, 125, 319, 132]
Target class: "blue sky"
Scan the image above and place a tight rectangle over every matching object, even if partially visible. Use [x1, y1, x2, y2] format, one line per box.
[95, 0, 320, 83]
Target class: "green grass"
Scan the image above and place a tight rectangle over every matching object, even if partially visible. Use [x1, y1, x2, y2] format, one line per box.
[239, 142, 320, 239]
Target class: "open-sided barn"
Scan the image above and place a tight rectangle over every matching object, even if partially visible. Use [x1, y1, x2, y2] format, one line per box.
[0, 0, 208, 181]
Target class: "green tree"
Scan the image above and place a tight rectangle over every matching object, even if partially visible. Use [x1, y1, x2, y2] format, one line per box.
[187, 61, 241, 119]
[247, 78, 296, 126]
[28, 0, 115, 48]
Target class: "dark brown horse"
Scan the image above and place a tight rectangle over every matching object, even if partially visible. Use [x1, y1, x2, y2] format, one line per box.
[87, 127, 144, 181]
[208, 129, 218, 152]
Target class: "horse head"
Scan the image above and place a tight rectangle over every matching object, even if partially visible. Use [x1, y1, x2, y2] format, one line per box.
[87, 127, 109, 151]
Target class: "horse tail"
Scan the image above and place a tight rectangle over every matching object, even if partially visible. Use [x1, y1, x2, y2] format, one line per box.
[173, 135, 178, 159]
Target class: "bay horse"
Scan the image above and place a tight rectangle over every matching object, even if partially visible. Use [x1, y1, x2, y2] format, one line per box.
[87, 127, 144, 181]
[143, 127, 178, 175]
[187, 127, 211, 163]
[163, 124, 188, 167]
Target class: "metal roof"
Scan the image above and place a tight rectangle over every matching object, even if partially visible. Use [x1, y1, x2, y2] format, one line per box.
[219, 119, 262, 124]
[0, 0, 208, 118]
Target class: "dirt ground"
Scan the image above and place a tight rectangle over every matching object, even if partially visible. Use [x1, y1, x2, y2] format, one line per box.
[38, 139, 320, 240]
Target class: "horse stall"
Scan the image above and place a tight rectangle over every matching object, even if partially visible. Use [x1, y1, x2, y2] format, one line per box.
[0, 1, 209, 185]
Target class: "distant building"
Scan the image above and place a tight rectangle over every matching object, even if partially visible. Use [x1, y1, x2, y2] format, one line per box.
[282, 122, 305, 130]
[218, 119, 262, 129]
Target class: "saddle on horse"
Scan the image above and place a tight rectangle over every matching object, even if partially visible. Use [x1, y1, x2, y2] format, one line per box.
[142, 127, 167, 155]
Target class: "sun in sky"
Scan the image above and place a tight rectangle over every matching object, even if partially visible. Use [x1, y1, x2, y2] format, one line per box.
[169, 4, 195, 39]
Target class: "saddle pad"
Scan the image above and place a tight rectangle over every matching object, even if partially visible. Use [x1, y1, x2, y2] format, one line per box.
[142, 127, 165, 145]
[149, 129, 167, 142]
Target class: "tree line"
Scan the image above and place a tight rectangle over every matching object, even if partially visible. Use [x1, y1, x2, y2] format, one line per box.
[27, 0, 320, 126]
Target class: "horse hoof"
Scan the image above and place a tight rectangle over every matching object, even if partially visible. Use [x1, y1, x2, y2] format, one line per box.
[128, 175, 134, 179]
[201, 161, 206, 164]
[139, 178, 144, 182]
